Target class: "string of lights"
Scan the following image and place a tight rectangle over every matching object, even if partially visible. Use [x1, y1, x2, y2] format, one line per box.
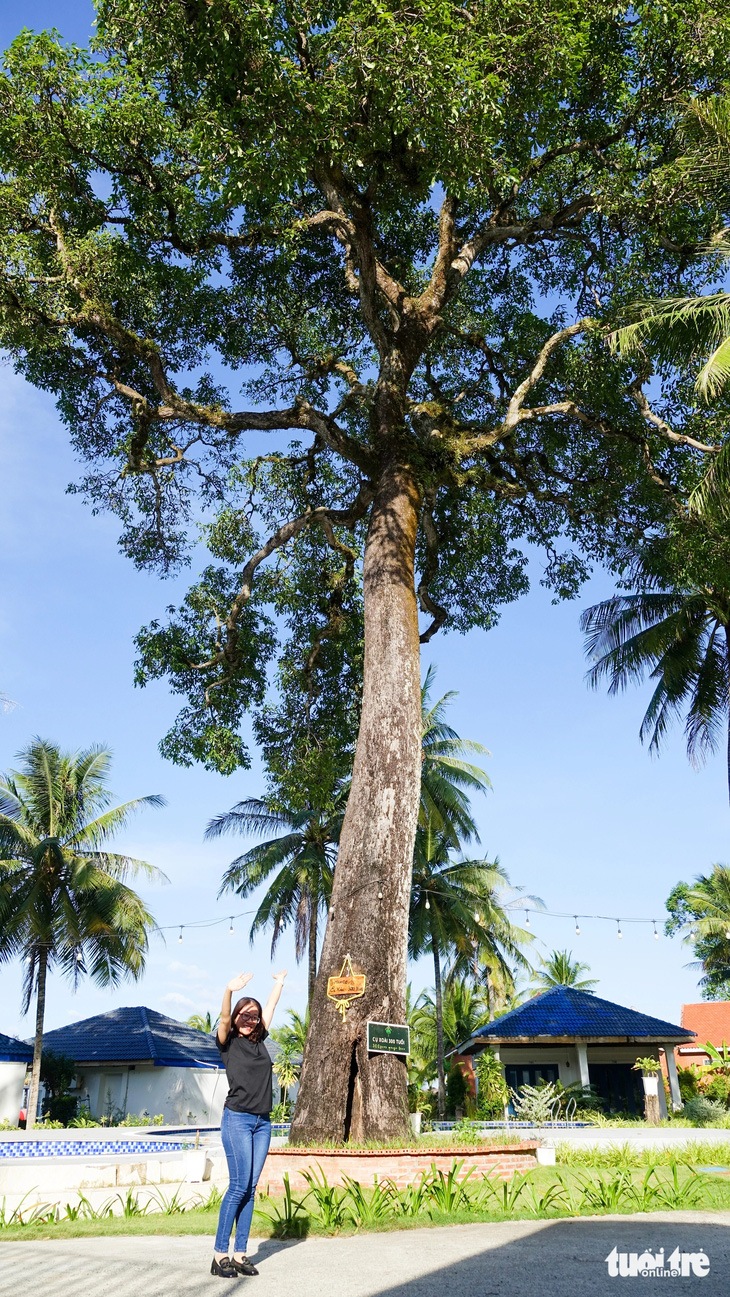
[155, 897, 680, 943]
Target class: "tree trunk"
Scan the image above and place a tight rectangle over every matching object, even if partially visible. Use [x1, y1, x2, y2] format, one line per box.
[433, 934, 446, 1118]
[26, 947, 48, 1131]
[308, 897, 318, 1007]
[290, 456, 422, 1144]
[725, 625, 730, 808]
[484, 965, 494, 1022]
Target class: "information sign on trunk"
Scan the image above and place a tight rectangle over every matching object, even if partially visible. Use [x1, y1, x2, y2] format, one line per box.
[367, 1021, 410, 1055]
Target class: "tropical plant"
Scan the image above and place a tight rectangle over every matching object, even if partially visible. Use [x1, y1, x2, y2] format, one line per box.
[411, 978, 490, 1069]
[681, 1095, 727, 1127]
[632, 1057, 661, 1075]
[409, 825, 526, 1116]
[271, 1007, 310, 1056]
[419, 666, 491, 844]
[704, 1040, 730, 1073]
[0, 739, 165, 1128]
[582, 578, 730, 803]
[531, 950, 598, 993]
[272, 1041, 301, 1109]
[510, 1082, 560, 1125]
[475, 1050, 509, 1119]
[208, 796, 342, 1003]
[666, 864, 730, 996]
[186, 1011, 219, 1034]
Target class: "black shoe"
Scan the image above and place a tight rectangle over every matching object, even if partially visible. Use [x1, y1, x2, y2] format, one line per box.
[232, 1257, 259, 1277]
[211, 1256, 239, 1279]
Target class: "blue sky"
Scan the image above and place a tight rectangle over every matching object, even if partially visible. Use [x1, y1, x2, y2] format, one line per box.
[1, 1, 727, 1045]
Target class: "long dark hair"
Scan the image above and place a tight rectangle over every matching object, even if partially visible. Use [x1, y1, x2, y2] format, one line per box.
[229, 996, 266, 1043]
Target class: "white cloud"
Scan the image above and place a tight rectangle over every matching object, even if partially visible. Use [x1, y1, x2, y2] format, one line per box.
[160, 992, 197, 1010]
[167, 961, 213, 981]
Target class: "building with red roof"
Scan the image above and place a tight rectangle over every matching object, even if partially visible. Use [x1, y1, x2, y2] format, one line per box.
[676, 1003, 730, 1067]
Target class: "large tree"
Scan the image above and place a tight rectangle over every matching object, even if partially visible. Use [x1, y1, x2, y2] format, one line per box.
[0, 740, 165, 1128]
[1, 0, 729, 1140]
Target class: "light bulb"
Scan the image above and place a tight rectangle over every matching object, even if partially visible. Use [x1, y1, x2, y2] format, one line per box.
[378, 890, 383, 899]
[689, 928, 696, 940]
[178, 927, 183, 944]
[653, 927, 659, 940]
[76, 950, 83, 962]
[574, 918, 580, 936]
[229, 918, 234, 934]
[617, 924, 623, 939]
[725, 930, 730, 940]
[425, 899, 430, 910]
[524, 911, 530, 928]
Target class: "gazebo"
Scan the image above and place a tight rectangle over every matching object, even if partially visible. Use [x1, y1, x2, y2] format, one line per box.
[454, 986, 695, 1114]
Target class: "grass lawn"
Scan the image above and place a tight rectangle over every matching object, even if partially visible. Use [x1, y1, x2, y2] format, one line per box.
[2, 1163, 730, 1243]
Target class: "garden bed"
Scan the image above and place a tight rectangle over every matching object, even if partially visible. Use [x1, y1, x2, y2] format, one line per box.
[259, 1143, 543, 1192]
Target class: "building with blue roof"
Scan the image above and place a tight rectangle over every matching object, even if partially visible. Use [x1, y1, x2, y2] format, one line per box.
[40, 1007, 227, 1126]
[454, 986, 695, 1115]
[0, 1032, 33, 1126]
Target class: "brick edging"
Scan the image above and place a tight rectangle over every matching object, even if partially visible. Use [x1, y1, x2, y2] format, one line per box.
[266, 1142, 539, 1156]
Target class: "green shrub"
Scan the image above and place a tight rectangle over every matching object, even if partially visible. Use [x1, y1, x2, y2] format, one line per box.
[475, 1052, 507, 1118]
[682, 1095, 727, 1126]
[45, 1095, 78, 1125]
[704, 1075, 730, 1106]
[446, 1065, 467, 1114]
[677, 1067, 698, 1101]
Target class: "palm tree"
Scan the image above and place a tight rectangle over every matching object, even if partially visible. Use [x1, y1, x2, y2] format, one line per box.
[531, 949, 597, 992]
[667, 863, 730, 994]
[271, 1006, 310, 1055]
[409, 820, 525, 1116]
[208, 797, 342, 1004]
[420, 665, 491, 843]
[187, 1010, 219, 1033]
[0, 739, 165, 1129]
[608, 97, 730, 401]
[581, 582, 730, 803]
[413, 977, 491, 1060]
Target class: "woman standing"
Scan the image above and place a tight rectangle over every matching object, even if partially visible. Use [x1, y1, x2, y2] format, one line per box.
[211, 969, 287, 1278]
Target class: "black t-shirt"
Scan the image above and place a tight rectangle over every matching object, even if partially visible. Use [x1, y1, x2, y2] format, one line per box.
[216, 1029, 273, 1116]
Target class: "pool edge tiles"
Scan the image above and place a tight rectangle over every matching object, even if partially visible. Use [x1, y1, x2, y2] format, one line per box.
[0, 1139, 187, 1158]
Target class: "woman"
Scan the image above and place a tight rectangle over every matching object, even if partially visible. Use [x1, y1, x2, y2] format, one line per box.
[211, 968, 287, 1278]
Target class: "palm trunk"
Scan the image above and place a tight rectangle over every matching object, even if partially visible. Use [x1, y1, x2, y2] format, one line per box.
[433, 934, 446, 1118]
[308, 897, 318, 1007]
[725, 625, 730, 808]
[485, 965, 494, 1022]
[290, 454, 422, 1144]
[26, 947, 48, 1131]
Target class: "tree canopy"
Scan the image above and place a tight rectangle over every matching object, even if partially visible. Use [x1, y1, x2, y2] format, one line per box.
[1, 0, 729, 772]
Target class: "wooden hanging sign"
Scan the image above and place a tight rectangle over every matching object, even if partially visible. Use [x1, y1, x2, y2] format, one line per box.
[327, 954, 366, 1019]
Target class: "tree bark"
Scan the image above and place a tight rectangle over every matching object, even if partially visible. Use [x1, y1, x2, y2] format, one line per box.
[308, 896, 318, 1007]
[26, 947, 48, 1131]
[290, 454, 422, 1143]
[433, 933, 446, 1118]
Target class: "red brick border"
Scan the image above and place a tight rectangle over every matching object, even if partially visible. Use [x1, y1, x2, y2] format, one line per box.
[259, 1143, 539, 1193]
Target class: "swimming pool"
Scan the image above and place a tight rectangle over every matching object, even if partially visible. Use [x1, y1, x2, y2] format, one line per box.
[0, 1139, 186, 1158]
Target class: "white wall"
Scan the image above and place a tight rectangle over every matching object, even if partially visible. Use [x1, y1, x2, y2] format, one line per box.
[77, 1065, 227, 1125]
[0, 1060, 27, 1125]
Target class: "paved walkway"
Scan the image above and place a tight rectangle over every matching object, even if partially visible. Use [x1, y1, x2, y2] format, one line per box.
[1, 1213, 729, 1297]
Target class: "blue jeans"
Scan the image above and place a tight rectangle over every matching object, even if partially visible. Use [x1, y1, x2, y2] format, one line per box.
[214, 1108, 271, 1254]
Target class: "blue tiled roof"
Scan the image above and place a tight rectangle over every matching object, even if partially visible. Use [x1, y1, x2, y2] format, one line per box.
[38, 1007, 224, 1068]
[460, 987, 695, 1048]
[0, 1031, 33, 1063]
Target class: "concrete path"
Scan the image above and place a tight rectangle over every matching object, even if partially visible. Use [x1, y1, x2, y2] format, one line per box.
[1, 1213, 729, 1296]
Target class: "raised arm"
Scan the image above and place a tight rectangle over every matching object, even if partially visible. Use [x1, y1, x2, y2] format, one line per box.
[217, 971, 254, 1044]
[262, 970, 288, 1030]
